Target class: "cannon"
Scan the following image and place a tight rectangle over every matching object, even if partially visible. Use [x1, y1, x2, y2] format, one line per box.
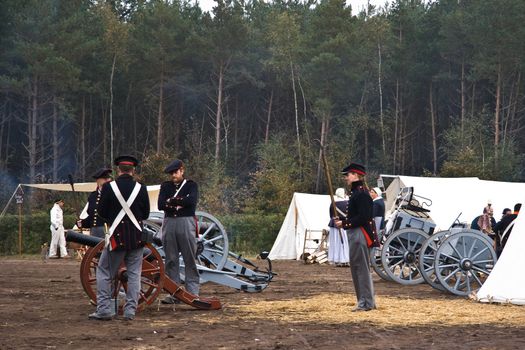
[144, 211, 274, 292]
[66, 211, 274, 313]
[66, 230, 222, 313]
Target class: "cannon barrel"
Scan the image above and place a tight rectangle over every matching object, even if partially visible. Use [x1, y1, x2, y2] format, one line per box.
[66, 230, 102, 247]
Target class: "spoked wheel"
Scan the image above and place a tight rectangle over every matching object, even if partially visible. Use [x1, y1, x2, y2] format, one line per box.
[381, 228, 429, 285]
[434, 231, 497, 296]
[195, 211, 229, 271]
[419, 230, 449, 292]
[79, 241, 165, 313]
[370, 246, 392, 281]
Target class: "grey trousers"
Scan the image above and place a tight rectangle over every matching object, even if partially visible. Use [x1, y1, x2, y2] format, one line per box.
[162, 216, 200, 296]
[347, 227, 376, 309]
[95, 246, 144, 317]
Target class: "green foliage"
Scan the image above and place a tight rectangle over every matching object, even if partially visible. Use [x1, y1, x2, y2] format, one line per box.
[220, 213, 283, 254]
[439, 116, 524, 180]
[243, 134, 306, 214]
[0, 213, 77, 255]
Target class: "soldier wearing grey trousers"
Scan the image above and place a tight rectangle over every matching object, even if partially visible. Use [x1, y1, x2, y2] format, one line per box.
[158, 159, 200, 297]
[335, 162, 376, 312]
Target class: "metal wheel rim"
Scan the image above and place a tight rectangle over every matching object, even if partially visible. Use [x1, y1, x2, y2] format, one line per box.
[381, 228, 429, 285]
[195, 211, 229, 271]
[370, 246, 392, 281]
[418, 230, 449, 292]
[434, 231, 497, 296]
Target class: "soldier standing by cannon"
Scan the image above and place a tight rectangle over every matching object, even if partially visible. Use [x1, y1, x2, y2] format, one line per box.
[76, 168, 113, 238]
[88, 155, 150, 321]
[158, 159, 200, 303]
[335, 163, 376, 312]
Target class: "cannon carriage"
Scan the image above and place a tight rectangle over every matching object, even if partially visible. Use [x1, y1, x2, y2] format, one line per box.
[66, 211, 274, 314]
[372, 187, 498, 296]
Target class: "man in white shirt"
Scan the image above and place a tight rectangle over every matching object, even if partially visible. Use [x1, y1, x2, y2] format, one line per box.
[49, 199, 69, 258]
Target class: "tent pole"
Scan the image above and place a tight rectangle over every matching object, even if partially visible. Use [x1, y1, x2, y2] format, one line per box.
[18, 201, 22, 255]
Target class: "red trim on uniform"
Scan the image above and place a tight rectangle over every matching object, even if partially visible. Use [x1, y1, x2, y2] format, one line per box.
[360, 227, 373, 248]
[119, 161, 135, 165]
[350, 169, 366, 175]
[193, 216, 199, 238]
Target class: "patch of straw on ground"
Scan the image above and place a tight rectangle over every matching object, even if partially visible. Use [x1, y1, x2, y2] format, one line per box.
[225, 293, 525, 327]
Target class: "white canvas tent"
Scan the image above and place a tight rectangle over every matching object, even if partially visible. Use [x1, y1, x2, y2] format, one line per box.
[476, 211, 525, 305]
[1, 183, 162, 218]
[268, 192, 331, 260]
[384, 176, 525, 231]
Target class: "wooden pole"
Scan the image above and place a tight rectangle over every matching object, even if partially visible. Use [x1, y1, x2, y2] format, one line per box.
[18, 202, 22, 255]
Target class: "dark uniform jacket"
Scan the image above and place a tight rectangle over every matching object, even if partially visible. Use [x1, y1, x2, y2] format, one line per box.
[341, 181, 377, 247]
[372, 197, 386, 229]
[98, 174, 150, 250]
[80, 190, 104, 228]
[158, 179, 198, 218]
[328, 200, 348, 227]
[494, 213, 518, 256]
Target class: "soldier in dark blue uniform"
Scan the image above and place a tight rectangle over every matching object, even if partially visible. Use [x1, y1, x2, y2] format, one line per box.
[77, 168, 113, 238]
[88, 155, 150, 321]
[158, 159, 200, 302]
[334, 163, 376, 312]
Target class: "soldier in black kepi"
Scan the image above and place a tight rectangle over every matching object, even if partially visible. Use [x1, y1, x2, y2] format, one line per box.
[158, 159, 200, 303]
[77, 167, 113, 238]
[89, 155, 150, 321]
[334, 162, 376, 312]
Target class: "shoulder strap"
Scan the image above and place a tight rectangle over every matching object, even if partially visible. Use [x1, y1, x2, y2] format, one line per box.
[107, 182, 143, 239]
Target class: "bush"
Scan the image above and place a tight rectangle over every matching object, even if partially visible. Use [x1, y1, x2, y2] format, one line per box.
[219, 213, 283, 255]
[0, 212, 77, 255]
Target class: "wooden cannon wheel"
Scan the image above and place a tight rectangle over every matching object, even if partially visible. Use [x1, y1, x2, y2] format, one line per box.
[80, 241, 165, 313]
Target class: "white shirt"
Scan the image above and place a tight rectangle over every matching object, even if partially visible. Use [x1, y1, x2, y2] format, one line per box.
[50, 203, 63, 229]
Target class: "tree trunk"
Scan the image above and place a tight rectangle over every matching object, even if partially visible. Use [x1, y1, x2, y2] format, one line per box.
[290, 60, 302, 172]
[378, 42, 386, 157]
[265, 90, 273, 144]
[156, 69, 164, 154]
[102, 97, 107, 166]
[460, 61, 466, 137]
[52, 95, 59, 182]
[80, 96, 86, 180]
[393, 79, 400, 174]
[429, 82, 437, 175]
[109, 52, 116, 163]
[494, 63, 501, 160]
[214, 62, 224, 162]
[315, 116, 328, 193]
[29, 76, 38, 183]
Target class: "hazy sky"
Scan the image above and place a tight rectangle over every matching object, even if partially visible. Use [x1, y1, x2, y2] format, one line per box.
[196, 0, 391, 14]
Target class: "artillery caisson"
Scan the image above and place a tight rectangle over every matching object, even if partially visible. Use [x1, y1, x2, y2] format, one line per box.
[373, 186, 498, 296]
[378, 187, 435, 285]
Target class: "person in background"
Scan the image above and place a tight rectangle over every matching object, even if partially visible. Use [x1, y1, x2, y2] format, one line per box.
[370, 187, 385, 240]
[77, 168, 113, 238]
[493, 203, 521, 257]
[327, 188, 350, 267]
[500, 208, 512, 221]
[49, 199, 69, 259]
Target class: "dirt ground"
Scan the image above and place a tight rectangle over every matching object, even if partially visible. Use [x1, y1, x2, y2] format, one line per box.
[1, 256, 524, 350]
